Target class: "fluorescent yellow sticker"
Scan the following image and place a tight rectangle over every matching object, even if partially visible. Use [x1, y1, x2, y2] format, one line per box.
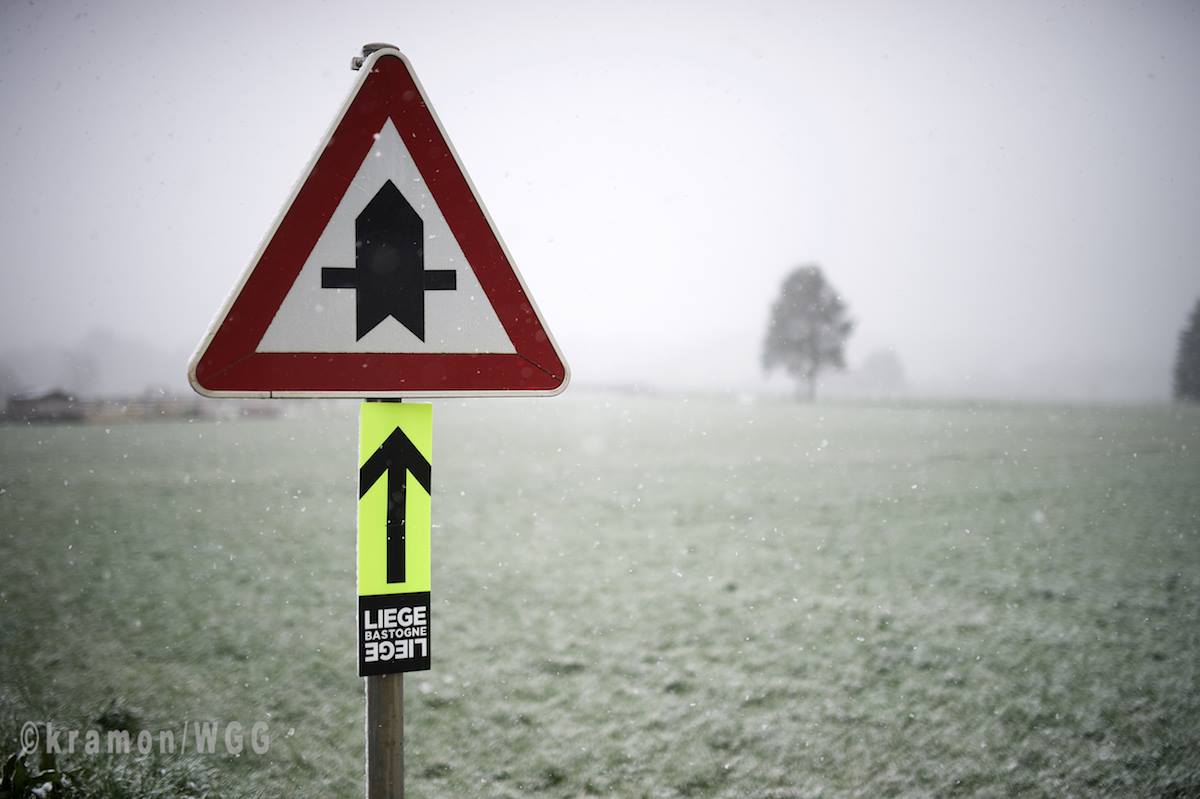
[357, 402, 432, 597]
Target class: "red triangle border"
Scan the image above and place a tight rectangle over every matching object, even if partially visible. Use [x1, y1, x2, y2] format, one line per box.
[190, 51, 567, 397]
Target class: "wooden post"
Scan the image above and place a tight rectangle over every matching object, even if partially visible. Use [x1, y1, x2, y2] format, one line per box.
[365, 393, 405, 798]
[366, 673, 404, 798]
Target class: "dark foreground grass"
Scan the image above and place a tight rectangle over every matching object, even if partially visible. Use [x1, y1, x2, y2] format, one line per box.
[1, 394, 1198, 797]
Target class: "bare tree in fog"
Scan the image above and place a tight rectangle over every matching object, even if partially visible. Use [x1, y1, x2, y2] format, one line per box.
[762, 264, 854, 401]
[1175, 297, 1200, 402]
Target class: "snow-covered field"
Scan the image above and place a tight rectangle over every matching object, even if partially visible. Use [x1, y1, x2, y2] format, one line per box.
[2, 393, 1198, 797]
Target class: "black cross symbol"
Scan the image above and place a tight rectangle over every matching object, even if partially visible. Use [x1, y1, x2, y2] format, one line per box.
[321, 180, 456, 341]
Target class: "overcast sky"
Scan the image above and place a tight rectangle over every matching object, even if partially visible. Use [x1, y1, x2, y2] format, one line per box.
[1, 0, 1198, 400]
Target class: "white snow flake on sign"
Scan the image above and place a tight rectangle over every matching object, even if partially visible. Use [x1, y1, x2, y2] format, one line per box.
[257, 119, 516, 354]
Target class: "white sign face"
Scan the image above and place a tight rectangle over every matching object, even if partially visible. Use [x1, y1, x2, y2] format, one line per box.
[256, 119, 516, 355]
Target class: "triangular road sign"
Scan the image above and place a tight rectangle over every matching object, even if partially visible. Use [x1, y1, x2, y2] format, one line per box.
[189, 48, 568, 398]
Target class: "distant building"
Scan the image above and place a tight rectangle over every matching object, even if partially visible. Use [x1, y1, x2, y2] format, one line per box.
[1, 388, 281, 425]
[5, 390, 85, 423]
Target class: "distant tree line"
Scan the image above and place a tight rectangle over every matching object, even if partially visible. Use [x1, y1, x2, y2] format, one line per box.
[1176, 297, 1200, 402]
[765, 269, 1199, 404]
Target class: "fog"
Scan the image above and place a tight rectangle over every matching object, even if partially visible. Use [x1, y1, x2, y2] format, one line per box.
[2, 0, 1198, 402]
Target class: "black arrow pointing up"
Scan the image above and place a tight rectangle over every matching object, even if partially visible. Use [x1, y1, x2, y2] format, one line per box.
[359, 426, 432, 584]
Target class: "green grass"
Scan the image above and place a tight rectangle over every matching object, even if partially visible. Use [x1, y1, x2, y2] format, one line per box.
[1, 394, 1198, 797]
